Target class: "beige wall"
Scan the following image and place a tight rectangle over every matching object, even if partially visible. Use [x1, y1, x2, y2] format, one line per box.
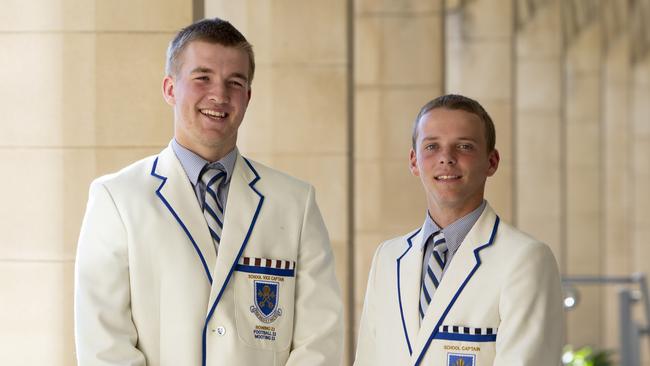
[2, 1, 650, 365]
[0, 1, 190, 364]
[352, 1, 444, 358]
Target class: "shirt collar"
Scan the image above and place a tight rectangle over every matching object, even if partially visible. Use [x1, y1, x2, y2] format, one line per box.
[171, 138, 238, 186]
[418, 200, 487, 254]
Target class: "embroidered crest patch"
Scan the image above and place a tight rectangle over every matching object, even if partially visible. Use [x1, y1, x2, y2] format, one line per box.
[250, 280, 283, 323]
[448, 353, 475, 366]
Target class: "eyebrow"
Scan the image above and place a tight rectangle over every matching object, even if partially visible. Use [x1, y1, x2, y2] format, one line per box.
[190, 67, 249, 82]
[190, 67, 214, 74]
[421, 136, 479, 143]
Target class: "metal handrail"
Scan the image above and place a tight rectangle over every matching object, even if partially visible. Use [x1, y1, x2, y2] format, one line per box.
[561, 273, 650, 366]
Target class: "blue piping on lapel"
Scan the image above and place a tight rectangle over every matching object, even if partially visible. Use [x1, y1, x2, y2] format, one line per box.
[413, 216, 500, 366]
[397, 228, 422, 356]
[150, 156, 213, 284]
[201, 157, 264, 366]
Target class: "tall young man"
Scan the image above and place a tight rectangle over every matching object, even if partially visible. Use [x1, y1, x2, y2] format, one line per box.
[75, 18, 343, 366]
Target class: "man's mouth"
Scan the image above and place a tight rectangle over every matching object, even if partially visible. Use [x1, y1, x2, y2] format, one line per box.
[200, 109, 228, 119]
[435, 175, 461, 181]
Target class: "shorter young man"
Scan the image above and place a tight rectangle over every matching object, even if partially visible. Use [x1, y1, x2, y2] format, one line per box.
[354, 94, 563, 366]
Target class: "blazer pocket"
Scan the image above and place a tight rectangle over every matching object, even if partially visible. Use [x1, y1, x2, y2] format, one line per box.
[234, 256, 296, 351]
[433, 325, 498, 366]
[436, 325, 498, 342]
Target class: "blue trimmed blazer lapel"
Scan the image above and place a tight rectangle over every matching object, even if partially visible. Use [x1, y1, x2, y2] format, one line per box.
[152, 147, 264, 366]
[411, 205, 500, 365]
[396, 229, 424, 356]
[206, 154, 263, 311]
[151, 146, 217, 284]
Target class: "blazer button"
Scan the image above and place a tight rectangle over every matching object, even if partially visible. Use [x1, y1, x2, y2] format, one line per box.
[216, 326, 226, 336]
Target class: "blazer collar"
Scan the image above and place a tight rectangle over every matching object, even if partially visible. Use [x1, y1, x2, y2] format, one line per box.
[396, 206, 498, 358]
[150, 145, 264, 296]
[151, 145, 216, 283]
[410, 204, 500, 365]
[152, 146, 265, 366]
[205, 153, 263, 310]
[396, 228, 424, 356]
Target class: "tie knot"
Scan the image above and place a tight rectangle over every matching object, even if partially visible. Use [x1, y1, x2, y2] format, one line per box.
[432, 231, 448, 254]
[201, 163, 226, 187]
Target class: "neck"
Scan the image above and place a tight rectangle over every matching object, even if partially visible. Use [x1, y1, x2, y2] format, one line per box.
[174, 138, 235, 163]
[195, 145, 234, 162]
[428, 201, 483, 228]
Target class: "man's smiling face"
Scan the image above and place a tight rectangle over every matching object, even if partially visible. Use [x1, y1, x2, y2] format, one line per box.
[409, 107, 499, 218]
[163, 40, 251, 161]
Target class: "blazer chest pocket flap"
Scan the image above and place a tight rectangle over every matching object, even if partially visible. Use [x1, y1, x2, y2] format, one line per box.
[234, 256, 296, 351]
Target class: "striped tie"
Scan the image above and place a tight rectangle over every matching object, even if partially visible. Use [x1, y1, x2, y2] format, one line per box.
[200, 164, 226, 251]
[419, 231, 448, 320]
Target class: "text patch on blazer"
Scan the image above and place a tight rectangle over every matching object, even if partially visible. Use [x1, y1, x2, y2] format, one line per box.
[234, 256, 296, 350]
[432, 325, 498, 365]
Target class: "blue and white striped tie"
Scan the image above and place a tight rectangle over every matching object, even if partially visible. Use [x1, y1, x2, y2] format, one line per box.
[201, 164, 226, 251]
[419, 231, 448, 320]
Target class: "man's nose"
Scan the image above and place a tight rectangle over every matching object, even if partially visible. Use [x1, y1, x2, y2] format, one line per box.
[208, 82, 230, 104]
[438, 148, 456, 165]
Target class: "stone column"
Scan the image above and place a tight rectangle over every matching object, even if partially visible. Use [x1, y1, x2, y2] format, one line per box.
[562, 0, 604, 350]
[601, 0, 633, 357]
[629, 1, 650, 364]
[630, 58, 650, 366]
[0, 1, 190, 364]
[514, 0, 563, 266]
[445, 0, 515, 221]
[352, 0, 444, 359]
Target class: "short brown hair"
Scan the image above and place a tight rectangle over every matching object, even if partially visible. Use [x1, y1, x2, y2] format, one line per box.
[166, 18, 255, 84]
[411, 94, 496, 152]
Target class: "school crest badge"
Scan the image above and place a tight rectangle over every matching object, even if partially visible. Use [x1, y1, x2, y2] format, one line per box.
[448, 353, 475, 366]
[250, 280, 283, 323]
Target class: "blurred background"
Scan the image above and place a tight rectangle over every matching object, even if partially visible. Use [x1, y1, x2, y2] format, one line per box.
[1, 0, 649, 365]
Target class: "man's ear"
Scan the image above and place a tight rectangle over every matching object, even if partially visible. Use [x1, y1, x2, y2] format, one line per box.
[486, 149, 500, 177]
[162, 75, 175, 106]
[409, 148, 420, 177]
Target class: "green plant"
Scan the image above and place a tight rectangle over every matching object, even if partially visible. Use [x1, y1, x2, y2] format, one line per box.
[562, 345, 614, 366]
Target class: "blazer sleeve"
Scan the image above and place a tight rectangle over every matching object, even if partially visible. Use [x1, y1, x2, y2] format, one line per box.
[494, 241, 564, 366]
[353, 242, 383, 366]
[74, 180, 146, 366]
[284, 185, 344, 366]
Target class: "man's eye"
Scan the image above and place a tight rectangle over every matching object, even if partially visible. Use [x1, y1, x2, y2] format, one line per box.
[229, 80, 245, 87]
[458, 144, 473, 150]
[424, 144, 436, 151]
[195, 76, 209, 81]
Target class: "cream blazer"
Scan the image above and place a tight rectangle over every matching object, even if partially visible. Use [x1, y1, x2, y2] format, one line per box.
[354, 205, 563, 366]
[75, 145, 343, 366]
